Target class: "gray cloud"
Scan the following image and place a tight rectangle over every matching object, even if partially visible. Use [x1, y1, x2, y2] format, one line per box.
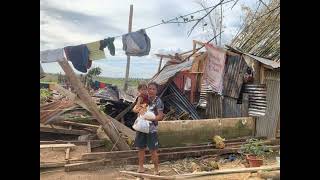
[41, 6, 122, 35]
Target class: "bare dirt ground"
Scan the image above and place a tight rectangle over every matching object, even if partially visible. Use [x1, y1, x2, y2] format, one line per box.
[41, 153, 279, 180]
[41, 145, 88, 163]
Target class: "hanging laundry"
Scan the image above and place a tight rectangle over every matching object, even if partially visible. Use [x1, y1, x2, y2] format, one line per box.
[94, 81, 100, 90]
[40, 48, 65, 63]
[122, 29, 151, 56]
[99, 82, 106, 89]
[203, 44, 226, 94]
[86, 41, 106, 60]
[100, 37, 115, 56]
[64, 44, 90, 73]
[184, 77, 192, 91]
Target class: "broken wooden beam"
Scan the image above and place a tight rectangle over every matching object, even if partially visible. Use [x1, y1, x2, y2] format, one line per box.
[58, 121, 100, 129]
[74, 145, 279, 170]
[40, 144, 76, 149]
[40, 140, 107, 149]
[82, 140, 279, 160]
[40, 124, 88, 136]
[65, 148, 71, 160]
[58, 60, 130, 150]
[51, 75, 135, 142]
[120, 165, 280, 179]
[87, 141, 91, 153]
[120, 170, 175, 180]
[175, 165, 280, 179]
[64, 159, 105, 172]
[40, 162, 66, 168]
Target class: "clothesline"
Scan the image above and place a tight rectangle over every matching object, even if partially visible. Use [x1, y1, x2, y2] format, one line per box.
[111, 0, 234, 38]
[40, 1, 232, 74]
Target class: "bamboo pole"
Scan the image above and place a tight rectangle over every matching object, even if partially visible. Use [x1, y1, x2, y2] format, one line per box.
[123, 4, 133, 91]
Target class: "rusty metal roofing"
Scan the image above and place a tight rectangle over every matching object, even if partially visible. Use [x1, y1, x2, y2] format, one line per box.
[161, 82, 200, 120]
[222, 54, 248, 99]
[225, 45, 280, 69]
[40, 100, 76, 124]
[243, 53, 280, 69]
[150, 58, 194, 85]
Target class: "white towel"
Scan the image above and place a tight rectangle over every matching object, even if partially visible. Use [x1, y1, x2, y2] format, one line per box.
[40, 48, 65, 63]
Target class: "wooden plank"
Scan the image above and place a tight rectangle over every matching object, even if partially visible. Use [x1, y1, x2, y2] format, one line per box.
[260, 65, 265, 84]
[40, 124, 88, 135]
[40, 144, 76, 149]
[51, 81, 135, 141]
[120, 171, 175, 180]
[50, 84, 88, 111]
[82, 145, 279, 161]
[40, 162, 66, 168]
[81, 138, 271, 160]
[87, 141, 91, 153]
[58, 60, 130, 150]
[64, 159, 105, 172]
[40, 140, 104, 145]
[60, 121, 100, 129]
[175, 165, 280, 179]
[65, 148, 70, 160]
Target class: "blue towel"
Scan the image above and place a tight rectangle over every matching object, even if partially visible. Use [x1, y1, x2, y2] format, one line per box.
[64, 45, 89, 73]
[95, 81, 100, 90]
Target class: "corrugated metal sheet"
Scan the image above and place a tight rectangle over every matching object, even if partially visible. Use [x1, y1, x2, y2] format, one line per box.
[256, 70, 280, 138]
[222, 54, 248, 99]
[244, 53, 280, 69]
[40, 100, 75, 124]
[151, 58, 194, 85]
[243, 84, 267, 116]
[206, 93, 249, 118]
[198, 81, 212, 108]
[161, 82, 200, 120]
[206, 93, 222, 118]
[223, 94, 249, 118]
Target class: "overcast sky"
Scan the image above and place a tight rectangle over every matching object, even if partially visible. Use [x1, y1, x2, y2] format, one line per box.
[40, 0, 260, 78]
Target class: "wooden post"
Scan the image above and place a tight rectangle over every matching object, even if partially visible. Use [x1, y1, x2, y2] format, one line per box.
[260, 65, 265, 84]
[124, 4, 133, 91]
[58, 60, 130, 150]
[158, 57, 163, 72]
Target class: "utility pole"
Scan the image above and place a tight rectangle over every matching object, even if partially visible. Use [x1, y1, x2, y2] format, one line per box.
[123, 5, 133, 91]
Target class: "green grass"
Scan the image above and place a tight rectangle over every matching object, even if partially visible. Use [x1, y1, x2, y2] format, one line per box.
[40, 73, 148, 89]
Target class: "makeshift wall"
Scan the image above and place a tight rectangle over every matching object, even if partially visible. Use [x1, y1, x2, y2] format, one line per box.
[223, 54, 247, 99]
[173, 71, 198, 103]
[157, 117, 254, 147]
[256, 70, 280, 138]
[206, 93, 249, 118]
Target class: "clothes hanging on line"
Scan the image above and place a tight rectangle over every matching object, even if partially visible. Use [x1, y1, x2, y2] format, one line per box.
[86, 41, 106, 60]
[94, 81, 100, 90]
[122, 29, 151, 56]
[184, 77, 192, 91]
[40, 48, 65, 63]
[64, 44, 91, 73]
[203, 44, 226, 94]
[100, 37, 115, 56]
[99, 82, 106, 88]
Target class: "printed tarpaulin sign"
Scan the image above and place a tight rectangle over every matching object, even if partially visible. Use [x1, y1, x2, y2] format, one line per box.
[203, 44, 226, 94]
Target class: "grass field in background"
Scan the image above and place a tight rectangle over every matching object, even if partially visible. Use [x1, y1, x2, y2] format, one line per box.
[40, 73, 148, 89]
